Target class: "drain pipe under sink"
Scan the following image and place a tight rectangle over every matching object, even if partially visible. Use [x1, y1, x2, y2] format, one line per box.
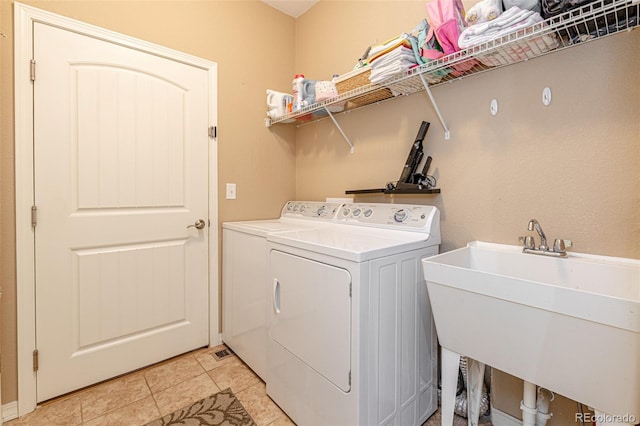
[521, 381, 554, 426]
[536, 388, 554, 426]
[521, 381, 538, 426]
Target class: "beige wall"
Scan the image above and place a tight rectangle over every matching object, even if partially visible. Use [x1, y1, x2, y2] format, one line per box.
[0, 0, 296, 404]
[294, 1, 640, 424]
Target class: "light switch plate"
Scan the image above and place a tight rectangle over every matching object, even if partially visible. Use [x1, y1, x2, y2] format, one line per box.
[226, 183, 236, 200]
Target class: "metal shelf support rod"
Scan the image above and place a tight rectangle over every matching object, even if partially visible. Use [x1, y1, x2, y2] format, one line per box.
[419, 73, 451, 140]
[324, 106, 355, 153]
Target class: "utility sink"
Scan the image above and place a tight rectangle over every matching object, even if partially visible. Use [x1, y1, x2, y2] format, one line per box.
[422, 241, 640, 419]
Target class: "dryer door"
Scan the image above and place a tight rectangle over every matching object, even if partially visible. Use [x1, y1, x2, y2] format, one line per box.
[270, 250, 352, 391]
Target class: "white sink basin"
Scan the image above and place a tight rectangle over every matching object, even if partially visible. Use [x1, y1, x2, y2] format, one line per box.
[422, 241, 640, 419]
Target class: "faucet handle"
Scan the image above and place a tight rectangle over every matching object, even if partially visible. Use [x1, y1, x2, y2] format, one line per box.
[519, 235, 535, 249]
[553, 239, 573, 253]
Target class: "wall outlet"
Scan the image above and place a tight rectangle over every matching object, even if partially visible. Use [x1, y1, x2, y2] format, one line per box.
[226, 183, 236, 200]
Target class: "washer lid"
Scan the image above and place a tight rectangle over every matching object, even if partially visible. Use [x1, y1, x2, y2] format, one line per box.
[267, 224, 436, 262]
[223, 219, 319, 237]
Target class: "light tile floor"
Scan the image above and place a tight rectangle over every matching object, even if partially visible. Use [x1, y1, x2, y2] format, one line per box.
[6, 345, 485, 426]
[6, 345, 295, 426]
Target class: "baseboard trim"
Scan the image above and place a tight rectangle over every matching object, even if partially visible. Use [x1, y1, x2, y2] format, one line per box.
[491, 406, 522, 426]
[2, 401, 19, 422]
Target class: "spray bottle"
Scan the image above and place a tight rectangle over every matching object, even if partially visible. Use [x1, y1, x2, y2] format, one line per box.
[292, 74, 305, 112]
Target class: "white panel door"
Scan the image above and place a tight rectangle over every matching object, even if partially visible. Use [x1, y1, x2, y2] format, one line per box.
[33, 22, 210, 401]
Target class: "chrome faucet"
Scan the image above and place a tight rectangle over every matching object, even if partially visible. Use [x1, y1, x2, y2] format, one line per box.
[519, 218, 572, 257]
[528, 219, 548, 251]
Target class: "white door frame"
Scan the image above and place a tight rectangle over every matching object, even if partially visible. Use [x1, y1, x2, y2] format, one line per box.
[14, 3, 219, 416]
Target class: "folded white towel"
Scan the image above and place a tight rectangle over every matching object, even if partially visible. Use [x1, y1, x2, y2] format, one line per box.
[458, 6, 543, 48]
[466, 0, 503, 25]
[370, 64, 409, 83]
[371, 47, 416, 66]
[504, 0, 541, 13]
[369, 46, 417, 84]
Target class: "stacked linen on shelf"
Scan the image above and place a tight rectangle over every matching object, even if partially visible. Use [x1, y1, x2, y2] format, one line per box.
[368, 34, 419, 84]
[414, 19, 447, 84]
[465, 0, 504, 25]
[458, 6, 542, 46]
[458, 6, 559, 66]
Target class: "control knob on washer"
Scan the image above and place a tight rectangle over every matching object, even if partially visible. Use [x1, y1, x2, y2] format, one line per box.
[394, 209, 408, 223]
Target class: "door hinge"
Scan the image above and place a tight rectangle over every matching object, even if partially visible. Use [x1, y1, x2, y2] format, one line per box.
[208, 126, 216, 138]
[349, 282, 352, 298]
[348, 370, 351, 387]
[30, 59, 36, 82]
[33, 349, 39, 372]
[31, 205, 38, 228]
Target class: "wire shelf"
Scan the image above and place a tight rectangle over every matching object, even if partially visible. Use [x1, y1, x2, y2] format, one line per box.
[267, 0, 639, 126]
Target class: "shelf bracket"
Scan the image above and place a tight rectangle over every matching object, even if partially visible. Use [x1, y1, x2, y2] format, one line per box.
[419, 74, 451, 140]
[324, 106, 355, 154]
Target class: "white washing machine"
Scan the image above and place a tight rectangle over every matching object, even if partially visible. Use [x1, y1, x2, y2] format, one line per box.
[266, 203, 441, 426]
[222, 201, 343, 381]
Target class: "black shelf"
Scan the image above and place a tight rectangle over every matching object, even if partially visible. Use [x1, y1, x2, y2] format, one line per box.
[346, 188, 441, 195]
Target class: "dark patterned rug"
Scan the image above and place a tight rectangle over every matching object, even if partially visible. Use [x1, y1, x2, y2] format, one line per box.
[145, 388, 256, 426]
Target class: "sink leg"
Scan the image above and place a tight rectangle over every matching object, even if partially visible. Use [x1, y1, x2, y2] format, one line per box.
[594, 409, 637, 426]
[441, 347, 460, 426]
[466, 358, 485, 426]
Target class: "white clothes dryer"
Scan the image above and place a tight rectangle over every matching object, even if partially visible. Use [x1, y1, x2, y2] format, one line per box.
[266, 203, 441, 426]
[222, 201, 343, 380]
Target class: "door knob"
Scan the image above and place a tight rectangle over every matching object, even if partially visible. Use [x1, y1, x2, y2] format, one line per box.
[187, 219, 206, 230]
